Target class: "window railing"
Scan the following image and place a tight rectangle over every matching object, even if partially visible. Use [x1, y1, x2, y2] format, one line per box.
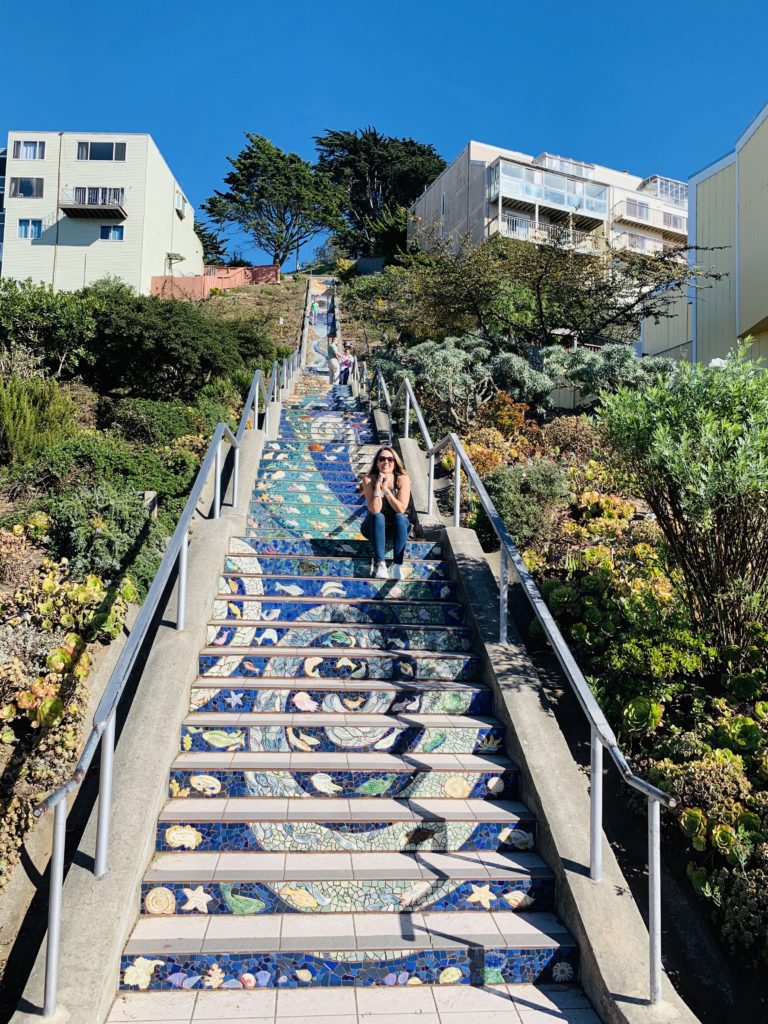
[60, 187, 126, 209]
[36, 345, 304, 1017]
[498, 215, 598, 250]
[371, 367, 676, 1007]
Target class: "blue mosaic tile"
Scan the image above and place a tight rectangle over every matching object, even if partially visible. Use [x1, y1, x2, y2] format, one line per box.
[120, 944, 577, 990]
[212, 598, 465, 627]
[219, 576, 459, 601]
[188, 684, 492, 715]
[197, 652, 481, 682]
[230, 538, 443, 558]
[222, 557, 449, 580]
[206, 622, 469, 652]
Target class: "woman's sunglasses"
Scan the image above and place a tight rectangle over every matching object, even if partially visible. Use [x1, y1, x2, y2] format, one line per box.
[378, 455, 395, 463]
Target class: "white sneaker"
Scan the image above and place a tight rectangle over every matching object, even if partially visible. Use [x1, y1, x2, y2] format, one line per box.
[375, 560, 389, 580]
[390, 563, 402, 580]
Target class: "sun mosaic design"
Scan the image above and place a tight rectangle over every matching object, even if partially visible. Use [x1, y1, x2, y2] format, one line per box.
[119, 946, 577, 991]
[187, 685, 492, 715]
[179, 723, 504, 754]
[140, 876, 553, 916]
[168, 766, 518, 799]
[156, 819, 536, 854]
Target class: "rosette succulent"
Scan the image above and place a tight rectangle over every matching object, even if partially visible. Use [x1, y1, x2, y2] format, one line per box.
[623, 696, 664, 733]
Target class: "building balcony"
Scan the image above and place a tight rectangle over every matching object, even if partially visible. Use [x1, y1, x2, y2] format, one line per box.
[488, 158, 609, 225]
[60, 187, 126, 219]
[494, 214, 600, 252]
[612, 199, 687, 238]
[613, 231, 665, 255]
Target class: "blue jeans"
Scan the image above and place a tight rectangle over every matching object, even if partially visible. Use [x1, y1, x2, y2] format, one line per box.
[361, 512, 408, 564]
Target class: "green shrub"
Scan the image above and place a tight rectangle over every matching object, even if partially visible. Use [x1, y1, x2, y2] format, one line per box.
[47, 486, 150, 582]
[541, 415, 599, 463]
[471, 460, 567, 551]
[100, 398, 201, 445]
[0, 376, 78, 467]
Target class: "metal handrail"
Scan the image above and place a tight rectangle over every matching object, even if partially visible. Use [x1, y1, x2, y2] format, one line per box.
[36, 354, 297, 1017]
[372, 364, 675, 1006]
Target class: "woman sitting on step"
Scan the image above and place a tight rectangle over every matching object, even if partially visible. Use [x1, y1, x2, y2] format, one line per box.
[361, 447, 411, 579]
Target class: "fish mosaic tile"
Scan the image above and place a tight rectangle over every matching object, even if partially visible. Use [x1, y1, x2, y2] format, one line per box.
[168, 766, 517, 800]
[219, 575, 459, 601]
[120, 944, 577, 991]
[155, 817, 536, 853]
[197, 652, 481, 681]
[222, 556, 448, 580]
[140, 875, 552, 916]
[187, 684, 493, 716]
[211, 598, 465, 627]
[204, 622, 471, 652]
[230, 538, 443, 559]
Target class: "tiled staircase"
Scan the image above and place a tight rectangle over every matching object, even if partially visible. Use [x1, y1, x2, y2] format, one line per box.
[118, 283, 578, 1001]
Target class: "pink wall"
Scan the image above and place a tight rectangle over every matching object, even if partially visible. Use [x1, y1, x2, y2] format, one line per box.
[150, 265, 280, 299]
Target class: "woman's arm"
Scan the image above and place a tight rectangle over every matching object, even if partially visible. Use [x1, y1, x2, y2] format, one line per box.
[362, 475, 384, 513]
[382, 474, 411, 515]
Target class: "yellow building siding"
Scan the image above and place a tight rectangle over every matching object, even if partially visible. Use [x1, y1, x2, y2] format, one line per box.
[643, 288, 691, 360]
[695, 164, 737, 365]
[738, 117, 768, 349]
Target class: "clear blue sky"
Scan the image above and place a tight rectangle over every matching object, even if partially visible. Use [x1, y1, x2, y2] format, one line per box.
[4, 0, 768, 265]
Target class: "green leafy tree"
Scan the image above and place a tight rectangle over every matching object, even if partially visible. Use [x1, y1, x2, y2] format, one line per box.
[599, 346, 768, 654]
[315, 128, 445, 257]
[0, 278, 96, 378]
[203, 134, 341, 267]
[543, 343, 676, 399]
[194, 219, 229, 266]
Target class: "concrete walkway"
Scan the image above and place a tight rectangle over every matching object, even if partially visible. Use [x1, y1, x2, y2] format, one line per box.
[108, 982, 600, 1022]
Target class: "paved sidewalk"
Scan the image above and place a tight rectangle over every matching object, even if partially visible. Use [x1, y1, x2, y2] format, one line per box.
[108, 982, 600, 1023]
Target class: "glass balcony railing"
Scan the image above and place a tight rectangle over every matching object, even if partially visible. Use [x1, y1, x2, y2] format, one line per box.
[496, 214, 599, 251]
[488, 160, 609, 216]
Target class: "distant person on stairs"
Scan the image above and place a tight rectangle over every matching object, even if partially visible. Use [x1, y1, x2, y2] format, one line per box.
[361, 447, 411, 579]
[339, 344, 353, 386]
[310, 299, 320, 325]
[327, 336, 340, 384]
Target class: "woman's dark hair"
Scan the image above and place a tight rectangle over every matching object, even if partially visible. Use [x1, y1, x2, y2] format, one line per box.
[366, 446, 408, 479]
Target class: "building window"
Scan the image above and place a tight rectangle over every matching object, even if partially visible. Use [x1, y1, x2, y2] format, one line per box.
[77, 141, 127, 161]
[175, 192, 188, 218]
[9, 177, 44, 198]
[74, 186, 125, 207]
[18, 218, 43, 239]
[627, 232, 646, 251]
[12, 140, 46, 160]
[626, 199, 650, 221]
[99, 225, 124, 241]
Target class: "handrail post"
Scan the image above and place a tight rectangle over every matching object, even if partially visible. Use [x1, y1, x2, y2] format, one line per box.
[452, 448, 461, 528]
[404, 389, 411, 439]
[649, 796, 662, 1004]
[499, 546, 509, 644]
[94, 711, 116, 877]
[232, 445, 240, 508]
[213, 440, 222, 519]
[176, 531, 188, 632]
[590, 726, 603, 882]
[427, 453, 435, 516]
[42, 799, 67, 1017]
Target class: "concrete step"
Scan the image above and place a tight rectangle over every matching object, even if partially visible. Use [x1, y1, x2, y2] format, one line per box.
[211, 596, 466, 627]
[180, 712, 503, 755]
[155, 798, 536, 853]
[223, 556, 449, 580]
[140, 850, 553, 916]
[168, 750, 518, 800]
[206, 622, 472, 653]
[219, 574, 458, 600]
[229, 537, 443, 559]
[188, 678, 493, 716]
[197, 650, 481, 683]
[120, 910, 577, 989]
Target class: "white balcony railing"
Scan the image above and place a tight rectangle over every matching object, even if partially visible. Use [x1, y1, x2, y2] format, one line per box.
[60, 187, 126, 213]
[613, 231, 665, 255]
[498, 215, 599, 251]
[613, 199, 687, 236]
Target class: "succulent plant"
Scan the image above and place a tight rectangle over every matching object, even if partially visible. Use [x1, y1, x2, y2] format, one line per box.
[623, 696, 664, 733]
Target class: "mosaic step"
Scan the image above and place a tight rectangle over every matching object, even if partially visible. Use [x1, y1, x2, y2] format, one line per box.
[253, 480, 364, 496]
[248, 503, 364, 522]
[263, 441, 372, 453]
[155, 798, 536, 853]
[121, 911, 577, 990]
[205, 622, 472, 653]
[188, 678, 493, 715]
[256, 467, 363, 484]
[168, 751, 518, 799]
[140, 860, 553, 916]
[245, 526, 365, 541]
[222, 556, 448, 580]
[250, 492, 366, 508]
[219, 575, 459, 600]
[211, 597, 466, 627]
[230, 537, 443, 558]
[180, 712, 503, 754]
[260, 449, 371, 465]
[197, 651, 481, 682]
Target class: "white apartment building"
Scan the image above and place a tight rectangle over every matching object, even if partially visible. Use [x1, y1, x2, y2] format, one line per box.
[1, 132, 203, 294]
[0, 147, 7, 273]
[407, 141, 688, 258]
